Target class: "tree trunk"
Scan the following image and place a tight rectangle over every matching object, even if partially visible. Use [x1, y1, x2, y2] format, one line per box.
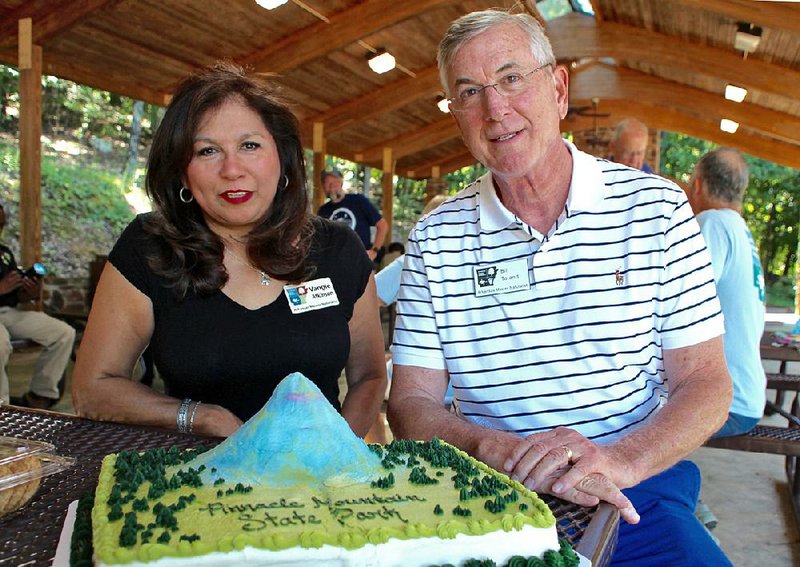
[122, 100, 144, 190]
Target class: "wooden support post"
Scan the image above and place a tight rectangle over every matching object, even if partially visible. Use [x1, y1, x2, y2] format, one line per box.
[796, 235, 800, 315]
[312, 122, 325, 212]
[650, 128, 661, 174]
[18, 18, 42, 275]
[382, 147, 394, 245]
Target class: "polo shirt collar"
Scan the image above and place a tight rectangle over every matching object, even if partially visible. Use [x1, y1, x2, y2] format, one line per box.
[478, 139, 606, 233]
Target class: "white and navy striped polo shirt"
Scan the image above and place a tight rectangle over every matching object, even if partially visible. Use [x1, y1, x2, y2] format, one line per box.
[392, 141, 723, 444]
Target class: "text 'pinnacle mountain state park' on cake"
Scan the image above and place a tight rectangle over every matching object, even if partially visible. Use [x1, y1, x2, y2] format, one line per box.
[88, 372, 579, 566]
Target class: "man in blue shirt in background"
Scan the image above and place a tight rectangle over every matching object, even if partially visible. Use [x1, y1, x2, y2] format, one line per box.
[687, 147, 766, 437]
[317, 169, 388, 263]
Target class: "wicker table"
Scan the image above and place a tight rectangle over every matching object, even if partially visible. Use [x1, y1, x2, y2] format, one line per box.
[0, 406, 618, 567]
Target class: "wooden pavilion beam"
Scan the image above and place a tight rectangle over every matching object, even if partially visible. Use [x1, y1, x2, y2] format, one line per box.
[300, 66, 441, 140]
[357, 117, 460, 164]
[564, 98, 800, 170]
[670, 0, 800, 35]
[571, 64, 800, 146]
[400, 149, 477, 180]
[0, 48, 171, 105]
[0, 0, 119, 48]
[243, 0, 451, 74]
[548, 13, 800, 100]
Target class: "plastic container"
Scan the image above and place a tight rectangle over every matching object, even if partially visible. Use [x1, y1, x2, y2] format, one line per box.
[0, 436, 75, 516]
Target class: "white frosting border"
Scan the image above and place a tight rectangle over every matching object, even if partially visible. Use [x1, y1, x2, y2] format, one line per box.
[55, 500, 596, 566]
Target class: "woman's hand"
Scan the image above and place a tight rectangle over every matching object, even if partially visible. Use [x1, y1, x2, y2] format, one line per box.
[192, 403, 243, 437]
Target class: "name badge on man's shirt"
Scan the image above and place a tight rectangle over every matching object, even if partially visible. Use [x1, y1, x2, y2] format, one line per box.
[473, 258, 530, 297]
[284, 277, 340, 314]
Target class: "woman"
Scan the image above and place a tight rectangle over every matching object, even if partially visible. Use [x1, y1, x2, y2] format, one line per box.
[72, 63, 387, 438]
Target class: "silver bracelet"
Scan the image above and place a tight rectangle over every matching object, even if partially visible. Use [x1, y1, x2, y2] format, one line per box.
[188, 401, 201, 433]
[177, 398, 192, 433]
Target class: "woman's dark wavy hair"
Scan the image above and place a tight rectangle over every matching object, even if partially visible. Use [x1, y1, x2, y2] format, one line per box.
[143, 61, 314, 298]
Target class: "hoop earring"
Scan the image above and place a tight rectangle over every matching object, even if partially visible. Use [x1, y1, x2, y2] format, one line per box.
[280, 175, 289, 191]
[179, 186, 194, 203]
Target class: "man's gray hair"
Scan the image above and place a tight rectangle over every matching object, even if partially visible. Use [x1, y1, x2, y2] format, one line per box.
[612, 118, 649, 143]
[437, 10, 557, 95]
[695, 147, 749, 204]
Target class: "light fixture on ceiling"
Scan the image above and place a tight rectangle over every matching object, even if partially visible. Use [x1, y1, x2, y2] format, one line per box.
[724, 84, 747, 103]
[734, 22, 762, 56]
[720, 119, 739, 134]
[368, 50, 396, 74]
[436, 95, 450, 113]
[255, 0, 288, 9]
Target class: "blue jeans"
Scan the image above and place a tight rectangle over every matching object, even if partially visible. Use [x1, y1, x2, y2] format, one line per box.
[611, 460, 732, 566]
[712, 412, 760, 438]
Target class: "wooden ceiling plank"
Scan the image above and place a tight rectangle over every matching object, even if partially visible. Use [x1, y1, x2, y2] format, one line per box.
[245, 0, 452, 74]
[80, 22, 197, 83]
[570, 64, 800, 146]
[357, 117, 461, 163]
[300, 65, 442, 138]
[548, 13, 800, 99]
[670, 0, 800, 35]
[0, 0, 120, 48]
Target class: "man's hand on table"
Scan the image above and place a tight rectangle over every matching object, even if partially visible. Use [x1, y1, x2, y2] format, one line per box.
[499, 427, 640, 524]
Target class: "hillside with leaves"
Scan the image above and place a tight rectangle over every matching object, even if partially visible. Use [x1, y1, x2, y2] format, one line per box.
[0, 135, 137, 277]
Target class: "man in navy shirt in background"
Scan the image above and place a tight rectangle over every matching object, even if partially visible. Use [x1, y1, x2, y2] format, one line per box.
[317, 169, 388, 263]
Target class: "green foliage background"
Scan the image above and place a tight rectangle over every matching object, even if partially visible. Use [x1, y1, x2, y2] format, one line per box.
[660, 132, 800, 291]
[0, 137, 134, 277]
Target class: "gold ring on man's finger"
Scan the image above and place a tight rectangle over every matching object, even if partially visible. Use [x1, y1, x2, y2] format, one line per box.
[561, 445, 574, 465]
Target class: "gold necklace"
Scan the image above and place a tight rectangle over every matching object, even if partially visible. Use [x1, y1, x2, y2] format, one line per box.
[224, 246, 271, 286]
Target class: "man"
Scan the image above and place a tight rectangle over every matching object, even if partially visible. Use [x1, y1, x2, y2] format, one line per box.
[687, 148, 765, 437]
[0, 204, 75, 408]
[608, 118, 654, 173]
[387, 10, 732, 566]
[317, 169, 388, 262]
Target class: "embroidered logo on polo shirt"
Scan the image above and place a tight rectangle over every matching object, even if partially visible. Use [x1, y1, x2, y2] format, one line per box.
[615, 268, 624, 286]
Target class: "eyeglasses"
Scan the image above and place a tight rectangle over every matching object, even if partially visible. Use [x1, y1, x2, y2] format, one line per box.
[447, 63, 553, 111]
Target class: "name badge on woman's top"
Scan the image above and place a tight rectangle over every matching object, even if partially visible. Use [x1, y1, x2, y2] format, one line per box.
[284, 277, 340, 314]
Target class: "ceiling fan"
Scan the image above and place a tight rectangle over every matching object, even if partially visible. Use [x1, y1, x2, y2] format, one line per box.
[566, 97, 610, 150]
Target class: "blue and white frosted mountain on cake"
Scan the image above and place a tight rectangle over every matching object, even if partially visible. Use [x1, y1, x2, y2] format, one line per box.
[186, 372, 384, 487]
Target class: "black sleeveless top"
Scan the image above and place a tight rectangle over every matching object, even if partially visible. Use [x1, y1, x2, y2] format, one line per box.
[109, 214, 372, 421]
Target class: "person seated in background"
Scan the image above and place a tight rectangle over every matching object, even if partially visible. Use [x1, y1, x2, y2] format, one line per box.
[388, 10, 733, 566]
[687, 148, 765, 437]
[608, 118, 654, 173]
[317, 169, 388, 264]
[0, 203, 75, 409]
[72, 62, 386, 438]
